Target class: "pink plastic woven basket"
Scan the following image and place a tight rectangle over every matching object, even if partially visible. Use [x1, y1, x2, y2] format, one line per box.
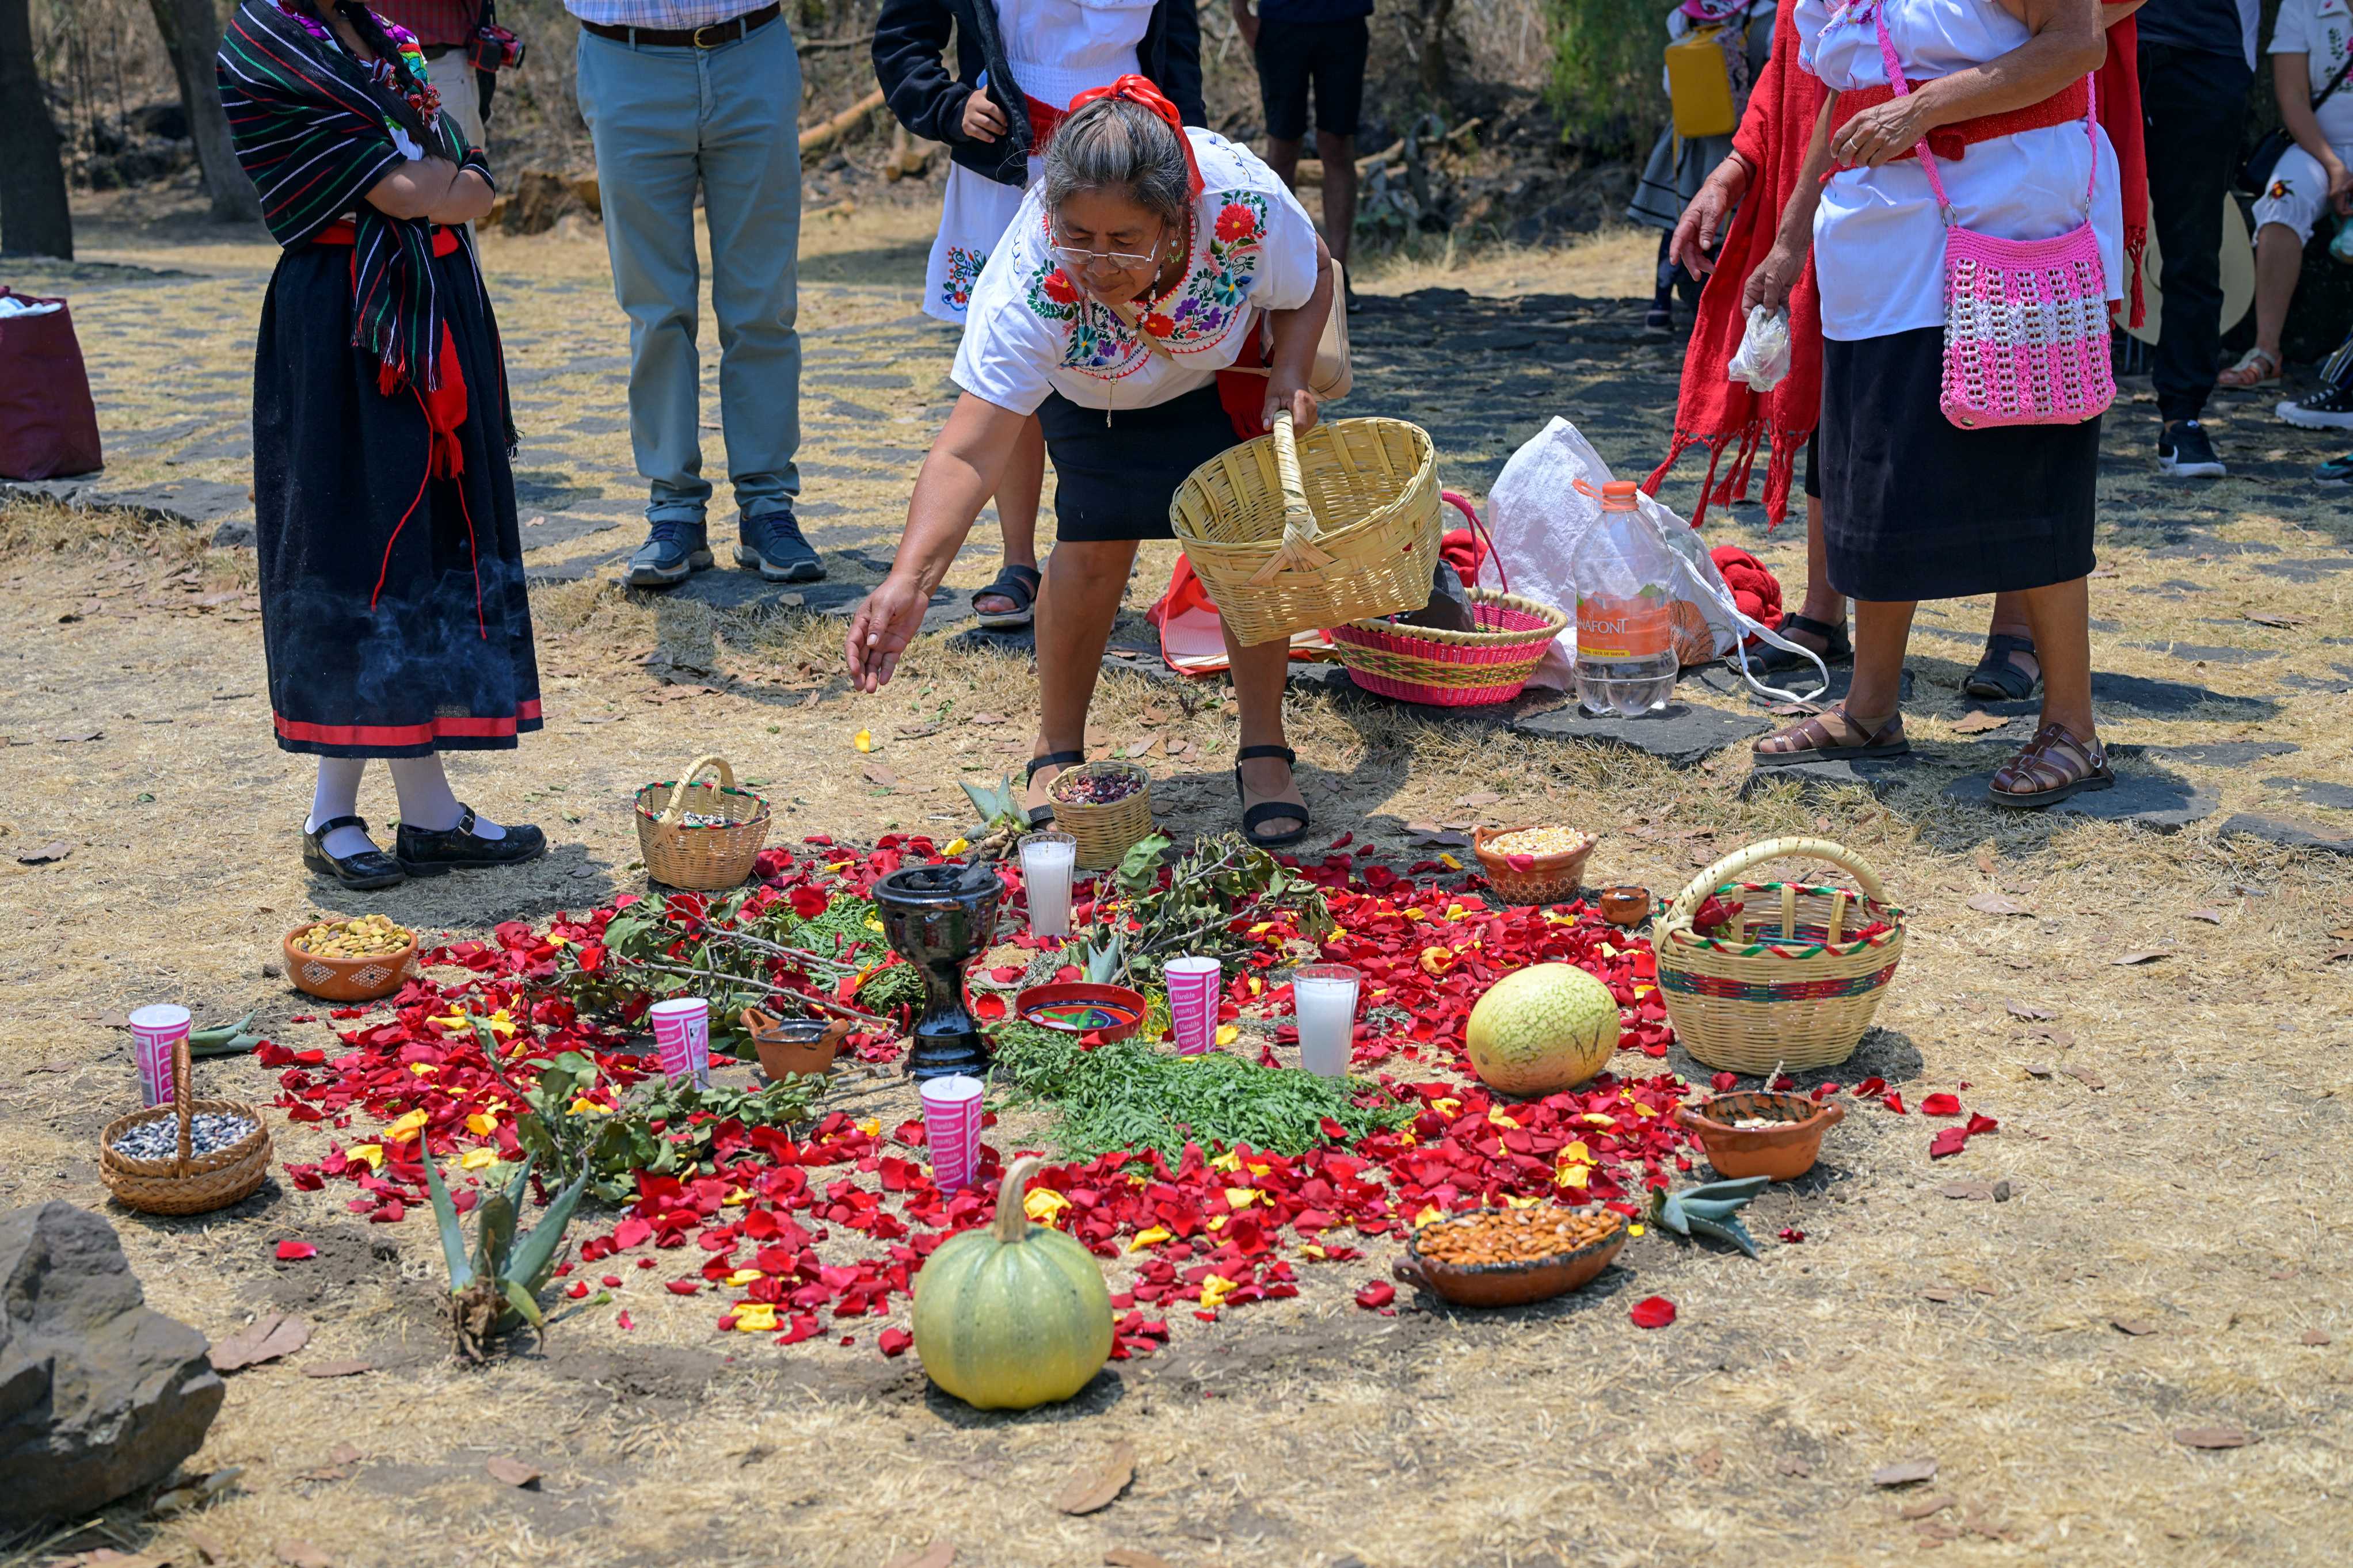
[1326, 493, 1568, 707]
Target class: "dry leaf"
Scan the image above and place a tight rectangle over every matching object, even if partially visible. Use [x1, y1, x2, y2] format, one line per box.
[2112, 1318, 2161, 1337]
[485, 1456, 543, 1488]
[1871, 1456, 1939, 1487]
[1773, 1453, 1813, 1477]
[2188, 909, 2225, 924]
[2023, 1063, 2053, 1078]
[2005, 1000, 2057, 1020]
[2245, 612, 2309, 628]
[1973, 846, 1998, 876]
[863, 764, 900, 789]
[1454, 791, 1503, 807]
[1692, 1445, 1722, 1477]
[2173, 1425, 2255, 1449]
[2301, 1329, 2332, 1346]
[326, 1442, 361, 1466]
[576, 714, 624, 724]
[16, 841, 73, 865]
[210, 1312, 311, 1372]
[881, 1544, 955, 1568]
[182, 1527, 227, 1564]
[897, 723, 941, 739]
[2323, 946, 2353, 964]
[970, 712, 1006, 726]
[1922, 1285, 1960, 1303]
[2111, 951, 2172, 966]
[276, 1542, 333, 1568]
[2062, 1066, 2105, 1090]
[2329, 926, 2353, 941]
[300, 1359, 372, 1379]
[1951, 711, 2013, 734]
[1104, 1552, 1176, 1568]
[1938, 1182, 1994, 1201]
[1120, 736, 1159, 760]
[1967, 892, 2031, 917]
[1053, 1441, 1136, 1516]
[1899, 1494, 1956, 1521]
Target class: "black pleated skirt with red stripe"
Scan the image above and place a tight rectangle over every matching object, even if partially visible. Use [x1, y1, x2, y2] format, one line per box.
[252, 231, 540, 757]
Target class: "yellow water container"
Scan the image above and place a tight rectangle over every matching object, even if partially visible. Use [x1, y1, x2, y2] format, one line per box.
[1665, 26, 1738, 140]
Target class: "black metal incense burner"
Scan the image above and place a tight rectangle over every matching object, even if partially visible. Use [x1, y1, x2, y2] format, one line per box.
[871, 860, 1004, 1081]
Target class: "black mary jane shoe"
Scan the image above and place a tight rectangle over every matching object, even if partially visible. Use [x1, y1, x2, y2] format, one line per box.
[1233, 743, 1311, 850]
[302, 814, 407, 891]
[1024, 750, 1083, 827]
[394, 805, 547, 877]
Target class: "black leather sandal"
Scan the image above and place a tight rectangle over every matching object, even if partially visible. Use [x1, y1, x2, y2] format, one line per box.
[1962, 631, 2040, 701]
[394, 806, 547, 876]
[1025, 750, 1083, 827]
[1753, 612, 1853, 674]
[1233, 744, 1310, 849]
[302, 815, 406, 891]
[974, 563, 1043, 630]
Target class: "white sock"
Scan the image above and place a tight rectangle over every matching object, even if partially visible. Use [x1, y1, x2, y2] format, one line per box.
[305, 758, 376, 859]
[389, 755, 505, 838]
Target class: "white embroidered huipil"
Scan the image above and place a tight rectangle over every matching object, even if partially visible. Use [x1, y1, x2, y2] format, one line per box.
[923, 0, 1159, 323]
[1796, 0, 2124, 342]
[952, 129, 1320, 413]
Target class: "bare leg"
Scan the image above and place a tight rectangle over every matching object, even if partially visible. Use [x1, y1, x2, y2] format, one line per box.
[1313, 129, 1357, 270]
[1265, 134, 1304, 188]
[2016, 576, 2097, 740]
[2247, 223, 2302, 367]
[974, 417, 1045, 617]
[1221, 618, 1306, 838]
[1790, 490, 1847, 646]
[1845, 598, 1916, 724]
[1025, 537, 1136, 813]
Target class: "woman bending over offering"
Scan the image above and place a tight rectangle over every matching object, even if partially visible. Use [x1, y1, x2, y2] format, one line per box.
[844, 78, 1335, 847]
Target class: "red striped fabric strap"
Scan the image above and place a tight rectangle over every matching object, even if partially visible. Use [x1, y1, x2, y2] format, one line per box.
[314, 219, 461, 257]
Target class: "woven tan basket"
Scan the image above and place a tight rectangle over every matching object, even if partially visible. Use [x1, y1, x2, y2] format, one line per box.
[100, 1036, 272, 1217]
[1049, 760, 1152, 871]
[1170, 411, 1442, 647]
[635, 753, 771, 890]
[1655, 837, 1906, 1074]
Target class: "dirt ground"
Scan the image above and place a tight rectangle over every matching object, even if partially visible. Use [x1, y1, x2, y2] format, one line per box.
[3, 194, 2351, 1568]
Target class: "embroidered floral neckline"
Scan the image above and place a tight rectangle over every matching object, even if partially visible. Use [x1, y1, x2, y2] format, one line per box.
[1022, 192, 1271, 380]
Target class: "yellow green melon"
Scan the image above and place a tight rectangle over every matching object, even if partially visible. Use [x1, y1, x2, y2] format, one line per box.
[1464, 963, 1622, 1095]
[911, 1155, 1113, 1409]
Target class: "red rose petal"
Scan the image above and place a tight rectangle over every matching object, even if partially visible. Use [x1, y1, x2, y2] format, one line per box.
[1920, 1093, 1963, 1117]
[878, 1327, 913, 1357]
[275, 1240, 318, 1261]
[1354, 1280, 1395, 1310]
[1629, 1295, 1677, 1329]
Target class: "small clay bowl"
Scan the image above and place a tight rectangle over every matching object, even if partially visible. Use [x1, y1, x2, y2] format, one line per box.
[283, 922, 417, 1003]
[1392, 1210, 1629, 1308]
[1471, 825, 1597, 907]
[741, 1007, 850, 1079]
[1597, 885, 1651, 927]
[1014, 982, 1146, 1044]
[1674, 1090, 1844, 1182]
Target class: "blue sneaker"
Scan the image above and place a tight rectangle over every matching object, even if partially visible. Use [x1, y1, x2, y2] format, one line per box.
[623, 519, 713, 588]
[2314, 451, 2353, 486]
[736, 508, 825, 583]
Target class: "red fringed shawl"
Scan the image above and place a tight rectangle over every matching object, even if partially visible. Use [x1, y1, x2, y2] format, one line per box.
[1648, 7, 2149, 528]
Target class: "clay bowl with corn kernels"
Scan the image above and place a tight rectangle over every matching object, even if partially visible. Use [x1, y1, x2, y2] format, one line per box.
[1393, 1205, 1629, 1308]
[1471, 824, 1597, 907]
[283, 916, 417, 1003]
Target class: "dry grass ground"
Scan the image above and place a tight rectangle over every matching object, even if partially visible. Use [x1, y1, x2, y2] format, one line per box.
[3, 207, 2351, 1568]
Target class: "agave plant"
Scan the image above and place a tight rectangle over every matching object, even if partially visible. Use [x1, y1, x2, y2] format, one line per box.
[958, 773, 1031, 861]
[423, 1153, 593, 1361]
[1646, 1174, 1772, 1258]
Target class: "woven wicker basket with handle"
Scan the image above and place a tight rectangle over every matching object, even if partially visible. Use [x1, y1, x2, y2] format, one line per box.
[635, 753, 771, 890]
[1170, 411, 1441, 648]
[1655, 837, 1906, 1074]
[100, 1035, 272, 1217]
[1049, 760, 1153, 871]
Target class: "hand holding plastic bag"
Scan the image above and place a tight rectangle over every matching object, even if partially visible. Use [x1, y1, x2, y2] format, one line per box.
[1727, 306, 1791, 392]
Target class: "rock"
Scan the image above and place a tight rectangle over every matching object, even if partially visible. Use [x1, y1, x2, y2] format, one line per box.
[2146, 742, 2299, 767]
[1939, 770, 2218, 832]
[2264, 776, 2353, 812]
[2215, 813, 2353, 856]
[2123, 642, 2278, 665]
[1510, 701, 1771, 766]
[0, 1202, 224, 1525]
[499, 169, 588, 236]
[1741, 755, 1917, 799]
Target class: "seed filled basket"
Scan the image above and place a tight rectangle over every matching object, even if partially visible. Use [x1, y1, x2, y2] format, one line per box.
[635, 753, 771, 890]
[1048, 760, 1152, 871]
[1170, 411, 1441, 647]
[1472, 825, 1597, 906]
[100, 1036, 272, 1217]
[1655, 837, 1905, 1074]
[1326, 493, 1567, 705]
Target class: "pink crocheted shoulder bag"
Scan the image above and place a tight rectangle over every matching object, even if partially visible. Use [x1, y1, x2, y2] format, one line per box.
[1873, 5, 2115, 429]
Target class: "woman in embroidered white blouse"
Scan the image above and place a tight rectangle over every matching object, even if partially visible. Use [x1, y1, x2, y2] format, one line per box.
[845, 80, 1336, 848]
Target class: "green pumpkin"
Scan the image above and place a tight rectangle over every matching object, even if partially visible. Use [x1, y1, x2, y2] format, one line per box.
[911, 1155, 1113, 1410]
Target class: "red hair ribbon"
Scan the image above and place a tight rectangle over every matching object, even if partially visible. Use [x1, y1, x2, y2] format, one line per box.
[1062, 73, 1202, 199]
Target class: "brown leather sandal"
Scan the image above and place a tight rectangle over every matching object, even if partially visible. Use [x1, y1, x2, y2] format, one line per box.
[1989, 723, 2114, 807]
[1752, 705, 1910, 766]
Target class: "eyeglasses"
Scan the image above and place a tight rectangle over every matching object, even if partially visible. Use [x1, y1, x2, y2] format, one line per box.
[1048, 222, 1166, 273]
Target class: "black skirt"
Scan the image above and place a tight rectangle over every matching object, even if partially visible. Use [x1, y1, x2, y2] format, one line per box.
[1034, 382, 1237, 541]
[1817, 326, 2099, 602]
[252, 238, 540, 757]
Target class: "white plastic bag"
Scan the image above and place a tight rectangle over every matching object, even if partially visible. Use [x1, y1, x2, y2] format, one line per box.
[1727, 305, 1791, 392]
[1478, 417, 1829, 703]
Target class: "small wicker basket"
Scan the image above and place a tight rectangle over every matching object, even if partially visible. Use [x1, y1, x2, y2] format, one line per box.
[1049, 760, 1153, 871]
[1170, 411, 1442, 648]
[1655, 837, 1906, 1074]
[100, 1036, 272, 1217]
[1326, 493, 1568, 707]
[635, 753, 771, 890]
[1472, 825, 1598, 906]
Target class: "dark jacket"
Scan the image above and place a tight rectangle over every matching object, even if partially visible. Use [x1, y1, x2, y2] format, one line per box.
[872, 0, 1204, 187]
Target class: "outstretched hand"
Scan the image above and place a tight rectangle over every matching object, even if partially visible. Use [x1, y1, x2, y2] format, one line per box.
[844, 574, 933, 692]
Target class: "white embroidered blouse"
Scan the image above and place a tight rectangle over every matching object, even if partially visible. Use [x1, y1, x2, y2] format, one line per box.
[951, 129, 1322, 414]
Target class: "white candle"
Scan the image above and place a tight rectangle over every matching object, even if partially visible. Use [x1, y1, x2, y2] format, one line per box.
[1292, 964, 1361, 1078]
[1019, 832, 1077, 940]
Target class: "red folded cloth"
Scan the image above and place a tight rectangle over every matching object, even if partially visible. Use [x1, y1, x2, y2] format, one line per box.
[1710, 545, 1781, 635]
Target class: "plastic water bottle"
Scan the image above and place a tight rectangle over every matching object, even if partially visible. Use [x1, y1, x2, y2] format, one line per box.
[1573, 480, 1678, 717]
[2333, 213, 2353, 266]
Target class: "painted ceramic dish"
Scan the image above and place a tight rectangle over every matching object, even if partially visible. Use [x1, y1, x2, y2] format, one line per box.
[1015, 982, 1147, 1043]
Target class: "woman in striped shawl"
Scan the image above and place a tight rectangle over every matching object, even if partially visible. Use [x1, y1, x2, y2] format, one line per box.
[219, 0, 545, 891]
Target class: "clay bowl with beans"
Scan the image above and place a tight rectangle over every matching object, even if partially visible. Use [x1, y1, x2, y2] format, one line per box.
[1393, 1205, 1629, 1308]
[1472, 825, 1597, 907]
[283, 917, 417, 1003]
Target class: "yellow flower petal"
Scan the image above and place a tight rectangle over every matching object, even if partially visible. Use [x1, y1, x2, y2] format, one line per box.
[731, 1303, 778, 1333]
[382, 1110, 429, 1142]
[1128, 1226, 1172, 1252]
[1247, 1162, 1269, 1176]
[1214, 1024, 1239, 1047]
[1487, 1107, 1520, 1129]
[1438, 853, 1461, 871]
[1555, 1164, 1590, 1190]
[1208, 1150, 1243, 1173]
[1198, 1273, 1236, 1310]
[1432, 1097, 1462, 1117]
[723, 1187, 752, 1207]
[409, 1062, 437, 1077]
[567, 1096, 612, 1116]
[459, 1147, 498, 1170]
[1224, 1187, 1259, 1209]
[726, 1268, 764, 1285]
[1628, 1223, 1645, 1237]
[348, 1143, 383, 1170]
[944, 837, 969, 855]
[856, 1117, 881, 1136]
[1413, 1204, 1444, 1227]
[1503, 1193, 1540, 1209]
[1023, 1189, 1071, 1224]
[852, 728, 873, 753]
[465, 1112, 497, 1136]
[1205, 1214, 1227, 1232]
[1247, 976, 1262, 996]
[1300, 1242, 1328, 1260]
[1582, 1112, 1618, 1127]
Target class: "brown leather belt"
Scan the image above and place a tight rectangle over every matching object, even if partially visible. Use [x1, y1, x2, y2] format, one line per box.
[580, 2, 780, 49]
